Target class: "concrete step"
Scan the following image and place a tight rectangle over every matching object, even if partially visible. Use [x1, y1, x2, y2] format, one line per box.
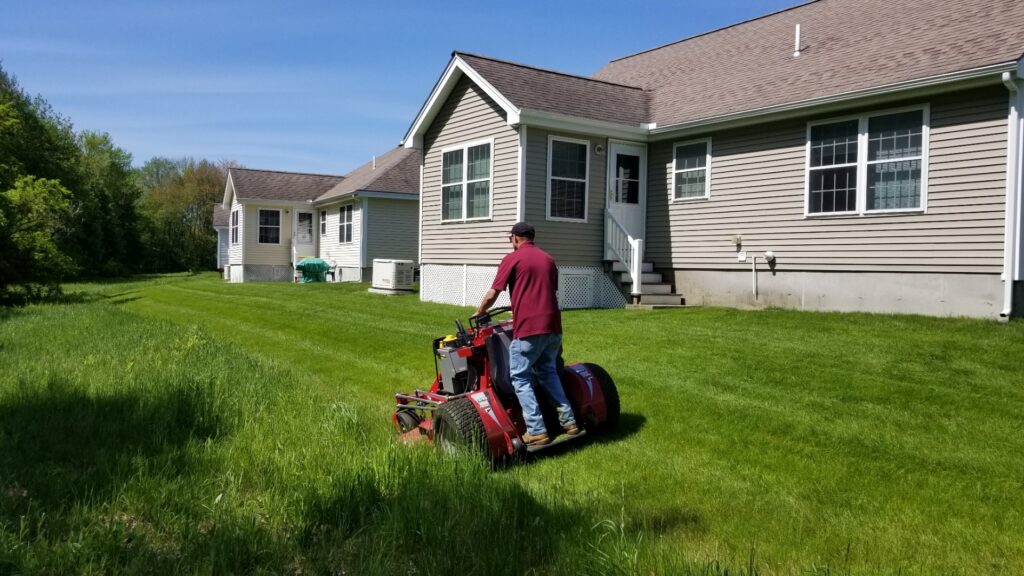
[640, 283, 673, 295]
[610, 261, 654, 273]
[619, 272, 663, 284]
[637, 293, 685, 306]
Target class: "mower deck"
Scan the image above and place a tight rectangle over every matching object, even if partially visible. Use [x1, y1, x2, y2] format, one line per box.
[525, 429, 588, 453]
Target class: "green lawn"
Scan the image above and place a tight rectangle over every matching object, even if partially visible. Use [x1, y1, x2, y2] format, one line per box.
[1, 273, 1023, 575]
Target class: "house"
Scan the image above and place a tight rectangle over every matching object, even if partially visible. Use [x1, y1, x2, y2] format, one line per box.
[212, 204, 229, 276]
[220, 146, 420, 283]
[402, 0, 1024, 319]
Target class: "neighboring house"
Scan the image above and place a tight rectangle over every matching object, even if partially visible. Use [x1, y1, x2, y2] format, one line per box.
[220, 146, 421, 283]
[402, 0, 1024, 319]
[315, 146, 421, 281]
[212, 204, 229, 276]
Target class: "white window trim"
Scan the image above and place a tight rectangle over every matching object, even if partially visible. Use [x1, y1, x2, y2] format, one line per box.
[805, 104, 930, 218]
[670, 137, 712, 203]
[319, 210, 327, 236]
[338, 204, 354, 244]
[257, 208, 281, 245]
[439, 137, 494, 223]
[546, 135, 590, 223]
[230, 209, 239, 245]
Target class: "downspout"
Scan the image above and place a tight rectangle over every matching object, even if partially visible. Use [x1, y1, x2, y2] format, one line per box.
[1000, 71, 1021, 320]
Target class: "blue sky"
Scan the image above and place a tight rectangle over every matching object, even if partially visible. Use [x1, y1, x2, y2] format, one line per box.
[1, 0, 796, 174]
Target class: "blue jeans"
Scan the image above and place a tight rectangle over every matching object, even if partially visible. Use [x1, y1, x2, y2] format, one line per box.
[509, 333, 577, 436]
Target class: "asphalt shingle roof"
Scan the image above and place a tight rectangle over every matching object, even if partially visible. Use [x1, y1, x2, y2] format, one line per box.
[229, 168, 344, 203]
[593, 0, 1024, 127]
[317, 147, 420, 202]
[455, 52, 649, 127]
[212, 203, 228, 227]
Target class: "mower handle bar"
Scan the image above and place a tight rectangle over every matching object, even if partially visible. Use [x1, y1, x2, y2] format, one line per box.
[469, 306, 512, 329]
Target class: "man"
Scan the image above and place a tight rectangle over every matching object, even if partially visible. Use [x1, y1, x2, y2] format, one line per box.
[473, 222, 579, 446]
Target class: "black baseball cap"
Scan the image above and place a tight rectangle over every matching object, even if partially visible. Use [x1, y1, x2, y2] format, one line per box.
[509, 222, 535, 238]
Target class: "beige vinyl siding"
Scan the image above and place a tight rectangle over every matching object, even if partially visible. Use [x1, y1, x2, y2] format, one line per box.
[421, 76, 518, 265]
[365, 198, 418, 263]
[243, 204, 295, 266]
[523, 127, 607, 266]
[228, 192, 243, 265]
[647, 85, 1009, 274]
[318, 200, 361, 268]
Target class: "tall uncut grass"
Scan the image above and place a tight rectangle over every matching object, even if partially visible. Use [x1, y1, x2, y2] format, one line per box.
[1, 273, 1022, 574]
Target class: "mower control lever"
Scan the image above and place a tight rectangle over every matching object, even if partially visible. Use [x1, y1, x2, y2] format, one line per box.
[454, 319, 471, 346]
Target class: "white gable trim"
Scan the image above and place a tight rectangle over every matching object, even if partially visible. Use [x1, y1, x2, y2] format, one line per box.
[402, 55, 520, 149]
[221, 172, 237, 209]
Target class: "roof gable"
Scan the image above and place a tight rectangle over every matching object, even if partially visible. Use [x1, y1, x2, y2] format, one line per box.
[403, 52, 651, 147]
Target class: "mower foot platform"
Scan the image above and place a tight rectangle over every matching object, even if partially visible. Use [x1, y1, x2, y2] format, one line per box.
[525, 429, 588, 453]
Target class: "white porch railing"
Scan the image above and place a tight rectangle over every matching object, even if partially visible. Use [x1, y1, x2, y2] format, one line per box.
[605, 211, 644, 296]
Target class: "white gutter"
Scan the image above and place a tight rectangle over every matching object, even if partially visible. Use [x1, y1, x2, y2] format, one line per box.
[516, 109, 649, 141]
[1000, 69, 1022, 320]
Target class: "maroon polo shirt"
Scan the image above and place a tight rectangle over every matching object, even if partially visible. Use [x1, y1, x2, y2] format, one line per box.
[491, 240, 562, 339]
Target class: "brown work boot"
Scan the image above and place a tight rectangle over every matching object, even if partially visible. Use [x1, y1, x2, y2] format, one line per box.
[562, 423, 581, 436]
[522, 432, 550, 446]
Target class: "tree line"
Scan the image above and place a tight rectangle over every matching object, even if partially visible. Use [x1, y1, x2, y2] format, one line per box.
[0, 63, 231, 304]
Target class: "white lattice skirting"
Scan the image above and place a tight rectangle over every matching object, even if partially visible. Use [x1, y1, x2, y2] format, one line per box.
[420, 264, 625, 309]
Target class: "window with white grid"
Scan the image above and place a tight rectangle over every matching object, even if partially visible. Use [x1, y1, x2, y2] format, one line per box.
[230, 209, 239, 244]
[806, 106, 928, 216]
[547, 136, 589, 222]
[441, 140, 492, 222]
[672, 138, 711, 201]
[339, 205, 353, 244]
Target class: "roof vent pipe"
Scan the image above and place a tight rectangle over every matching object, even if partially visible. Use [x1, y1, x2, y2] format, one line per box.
[372, 155, 376, 170]
[793, 24, 801, 58]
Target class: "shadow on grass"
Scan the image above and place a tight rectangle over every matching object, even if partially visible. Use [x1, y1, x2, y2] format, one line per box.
[513, 412, 647, 467]
[0, 377, 225, 534]
[300, 456, 588, 575]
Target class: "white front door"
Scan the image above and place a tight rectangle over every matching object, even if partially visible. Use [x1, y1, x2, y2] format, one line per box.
[605, 141, 647, 260]
[294, 211, 315, 261]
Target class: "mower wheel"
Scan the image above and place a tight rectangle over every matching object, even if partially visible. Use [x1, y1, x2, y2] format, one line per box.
[434, 398, 489, 458]
[582, 363, 620, 432]
[395, 409, 420, 433]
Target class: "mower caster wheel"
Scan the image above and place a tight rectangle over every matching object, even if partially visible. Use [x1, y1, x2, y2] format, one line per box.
[395, 409, 420, 433]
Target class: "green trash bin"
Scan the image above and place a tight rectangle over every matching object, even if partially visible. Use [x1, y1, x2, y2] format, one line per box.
[296, 258, 330, 283]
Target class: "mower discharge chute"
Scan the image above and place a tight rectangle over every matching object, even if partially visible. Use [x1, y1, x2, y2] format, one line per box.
[392, 307, 620, 461]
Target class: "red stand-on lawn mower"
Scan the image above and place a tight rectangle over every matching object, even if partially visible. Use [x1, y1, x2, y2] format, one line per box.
[392, 307, 619, 462]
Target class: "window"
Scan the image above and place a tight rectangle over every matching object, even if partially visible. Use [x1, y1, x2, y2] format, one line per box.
[441, 140, 492, 221]
[339, 205, 353, 243]
[672, 139, 711, 201]
[257, 209, 280, 244]
[547, 137, 589, 221]
[807, 106, 927, 215]
[296, 212, 313, 244]
[230, 210, 239, 244]
[612, 153, 640, 204]
[319, 210, 327, 235]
